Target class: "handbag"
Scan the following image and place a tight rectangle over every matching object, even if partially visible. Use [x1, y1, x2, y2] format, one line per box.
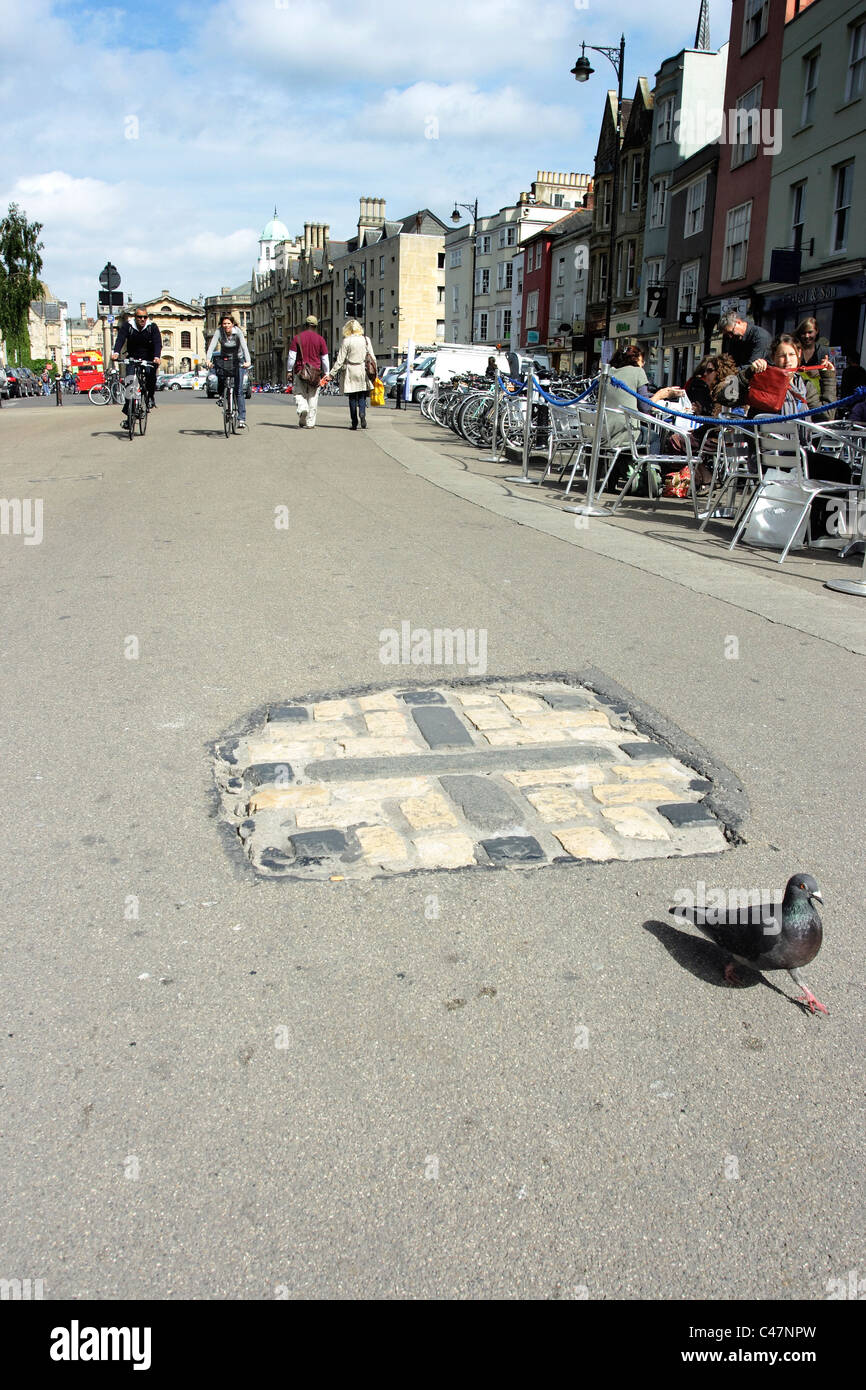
[296, 333, 323, 387]
[746, 366, 798, 414]
[364, 338, 377, 383]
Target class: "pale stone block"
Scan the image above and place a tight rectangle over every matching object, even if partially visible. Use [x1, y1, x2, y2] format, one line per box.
[601, 807, 670, 840]
[553, 827, 619, 860]
[593, 782, 678, 806]
[248, 785, 329, 811]
[610, 760, 691, 781]
[313, 699, 355, 721]
[516, 710, 610, 729]
[356, 826, 410, 863]
[358, 693, 401, 711]
[245, 740, 329, 762]
[400, 791, 459, 830]
[498, 692, 545, 712]
[455, 691, 496, 707]
[263, 721, 352, 741]
[504, 765, 598, 788]
[415, 834, 477, 869]
[465, 708, 514, 730]
[364, 711, 411, 736]
[482, 727, 566, 747]
[295, 802, 386, 828]
[335, 737, 418, 757]
[525, 787, 592, 822]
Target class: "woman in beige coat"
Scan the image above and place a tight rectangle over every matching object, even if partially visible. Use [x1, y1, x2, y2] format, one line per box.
[321, 319, 376, 429]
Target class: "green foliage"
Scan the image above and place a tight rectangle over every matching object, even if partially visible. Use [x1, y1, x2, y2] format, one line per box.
[0, 203, 45, 365]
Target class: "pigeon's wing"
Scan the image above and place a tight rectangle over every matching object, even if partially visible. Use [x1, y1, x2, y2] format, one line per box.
[671, 904, 779, 963]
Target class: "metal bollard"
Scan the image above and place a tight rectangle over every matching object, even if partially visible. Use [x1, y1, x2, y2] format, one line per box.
[564, 363, 610, 518]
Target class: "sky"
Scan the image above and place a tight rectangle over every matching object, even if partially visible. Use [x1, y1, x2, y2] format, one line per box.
[0, 0, 732, 313]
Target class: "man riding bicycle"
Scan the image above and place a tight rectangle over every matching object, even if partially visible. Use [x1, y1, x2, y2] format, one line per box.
[111, 307, 162, 422]
[206, 312, 251, 429]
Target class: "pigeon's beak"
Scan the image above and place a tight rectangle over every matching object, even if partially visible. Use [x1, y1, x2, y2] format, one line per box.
[810, 890, 824, 905]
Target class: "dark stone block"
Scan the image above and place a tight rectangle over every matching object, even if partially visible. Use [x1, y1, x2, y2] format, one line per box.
[267, 704, 309, 722]
[539, 690, 592, 710]
[689, 778, 712, 793]
[481, 835, 546, 864]
[620, 742, 671, 761]
[239, 819, 256, 838]
[226, 777, 243, 792]
[217, 740, 238, 765]
[244, 762, 295, 788]
[399, 690, 446, 705]
[411, 705, 474, 748]
[439, 775, 521, 830]
[288, 828, 362, 864]
[657, 802, 716, 828]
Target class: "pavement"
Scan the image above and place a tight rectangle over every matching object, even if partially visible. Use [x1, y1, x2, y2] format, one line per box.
[0, 390, 863, 1300]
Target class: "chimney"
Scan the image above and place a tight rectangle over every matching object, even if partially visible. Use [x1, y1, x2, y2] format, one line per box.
[304, 223, 312, 253]
[80, 301, 86, 318]
[221, 286, 230, 293]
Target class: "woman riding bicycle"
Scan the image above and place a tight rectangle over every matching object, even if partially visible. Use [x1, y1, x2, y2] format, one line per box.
[206, 312, 251, 429]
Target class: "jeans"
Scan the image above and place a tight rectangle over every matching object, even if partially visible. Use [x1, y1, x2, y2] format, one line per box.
[347, 390, 367, 426]
[219, 366, 246, 421]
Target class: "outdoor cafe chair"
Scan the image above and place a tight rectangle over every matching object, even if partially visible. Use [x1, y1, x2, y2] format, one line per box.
[728, 419, 861, 564]
[696, 422, 759, 532]
[599, 403, 697, 516]
[541, 399, 585, 488]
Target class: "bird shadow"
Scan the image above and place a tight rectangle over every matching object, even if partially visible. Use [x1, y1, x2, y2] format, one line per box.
[643, 918, 793, 1006]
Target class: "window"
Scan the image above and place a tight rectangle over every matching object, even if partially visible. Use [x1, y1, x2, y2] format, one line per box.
[678, 261, 699, 314]
[526, 291, 539, 329]
[449, 248, 462, 268]
[801, 51, 819, 126]
[436, 320, 445, 337]
[791, 182, 807, 252]
[496, 261, 513, 291]
[625, 241, 636, 296]
[380, 255, 385, 277]
[378, 320, 384, 342]
[436, 286, 444, 304]
[621, 168, 629, 215]
[473, 310, 488, 339]
[644, 257, 664, 290]
[631, 154, 642, 210]
[722, 200, 752, 280]
[556, 257, 565, 286]
[615, 243, 623, 297]
[731, 83, 762, 167]
[846, 20, 866, 101]
[685, 177, 706, 237]
[379, 288, 385, 310]
[597, 252, 608, 303]
[655, 96, 675, 144]
[474, 267, 490, 295]
[742, 0, 769, 51]
[502, 308, 511, 338]
[476, 234, 492, 255]
[553, 295, 564, 322]
[181, 331, 191, 349]
[452, 286, 459, 312]
[162, 331, 173, 346]
[601, 180, 611, 228]
[497, 225, 517, 248]
[451, 321, 460, 339]
[437, 252, 445, 269]
[832, 162, 853, 252]
[649, 176, 670, 228]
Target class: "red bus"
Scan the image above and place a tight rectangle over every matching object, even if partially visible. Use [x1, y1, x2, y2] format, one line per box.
[69, 350, 104, 391]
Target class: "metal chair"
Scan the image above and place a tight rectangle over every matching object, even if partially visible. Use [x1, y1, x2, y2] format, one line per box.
[729, 420, 861, 563]
[541, 401, 585, 487]
[697, 423, 759, 531]
[598, 403, 696, 514]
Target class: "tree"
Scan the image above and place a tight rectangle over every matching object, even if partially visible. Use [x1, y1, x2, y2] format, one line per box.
[0, 203, 45, 365]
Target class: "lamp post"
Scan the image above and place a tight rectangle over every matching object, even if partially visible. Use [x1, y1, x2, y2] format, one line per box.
[451, 200, 479, 344]
[572, 34, 626, 356]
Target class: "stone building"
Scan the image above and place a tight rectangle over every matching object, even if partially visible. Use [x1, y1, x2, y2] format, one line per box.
[27, 293, 67, 365]
[204, 282, 253, 343]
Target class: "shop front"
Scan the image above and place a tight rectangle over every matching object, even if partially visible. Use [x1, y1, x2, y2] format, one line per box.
[758, 270, 866, 371]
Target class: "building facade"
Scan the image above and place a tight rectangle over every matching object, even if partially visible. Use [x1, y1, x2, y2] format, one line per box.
[204, 282, 253, 342]
[662, 143, 720, 382]
[137, 292, 206, 374]
[756, 0, 866, 365]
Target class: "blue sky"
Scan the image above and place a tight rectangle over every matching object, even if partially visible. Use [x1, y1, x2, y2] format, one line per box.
[2, 0, 732, 311]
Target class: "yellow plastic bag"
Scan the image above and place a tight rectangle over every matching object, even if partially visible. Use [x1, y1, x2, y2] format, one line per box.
[370, 376, 385, 407]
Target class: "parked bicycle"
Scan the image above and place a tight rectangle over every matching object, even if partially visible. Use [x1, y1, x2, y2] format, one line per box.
[89, 368, 123, 406]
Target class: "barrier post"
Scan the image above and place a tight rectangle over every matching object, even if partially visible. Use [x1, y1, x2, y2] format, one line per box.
[564, 362, 611, 518]
[505, 374, 536, 484]
[481, 376, 502, 463]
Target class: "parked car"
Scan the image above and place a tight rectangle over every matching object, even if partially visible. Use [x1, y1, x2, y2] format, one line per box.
[155, 372, 169, 390]
[165, 371, 206, 390]
[4, 367, 27, 398]
[21, 366, 43, 396]
[0, 365, 8, 400]
[206, 366, 251, 399]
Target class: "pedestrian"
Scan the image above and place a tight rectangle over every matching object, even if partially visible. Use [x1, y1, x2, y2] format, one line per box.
[793, 316, 836, 417]
[205, 312, 251, 429]
[486, 356, 497, 380]
[732, 334, 821, 418]
[718, 311, 772, 368]
[287, 315, 330, 428]
[321, 320, 376, 430]
[605, 344, 685, 447]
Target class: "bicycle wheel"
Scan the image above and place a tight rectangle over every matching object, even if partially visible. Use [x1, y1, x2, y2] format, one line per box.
[89, 384, 110, 405]
[127, 403, 135, 441]
[231, 395, 238, 435]
[111, 379, 124, 405]
[223, 386, 231, 437]
[138, 398, 148, 435]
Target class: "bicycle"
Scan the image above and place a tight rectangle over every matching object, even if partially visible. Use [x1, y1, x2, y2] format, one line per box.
[122, 359, 151, 439]
[217, 354, 246, 436]
[89, 368, 123, 406]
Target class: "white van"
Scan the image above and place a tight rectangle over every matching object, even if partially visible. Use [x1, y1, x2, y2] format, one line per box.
[394, 345, 510, 401]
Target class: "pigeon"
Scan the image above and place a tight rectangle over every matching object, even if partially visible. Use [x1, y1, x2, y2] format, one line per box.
[670, 873, 827, 1014]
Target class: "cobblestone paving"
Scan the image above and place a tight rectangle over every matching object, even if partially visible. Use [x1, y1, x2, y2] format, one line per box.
[214, 681, 729, 879]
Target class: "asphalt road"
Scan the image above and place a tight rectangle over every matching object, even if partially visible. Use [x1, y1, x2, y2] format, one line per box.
[1, 390, 863, 1300]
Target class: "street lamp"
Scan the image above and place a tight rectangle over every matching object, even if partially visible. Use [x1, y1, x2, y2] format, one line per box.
[572, 34, 626, 354]
[452, 199, 479, 344]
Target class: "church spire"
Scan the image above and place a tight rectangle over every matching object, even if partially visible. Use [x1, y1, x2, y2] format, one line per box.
[694, 0, 710, 49]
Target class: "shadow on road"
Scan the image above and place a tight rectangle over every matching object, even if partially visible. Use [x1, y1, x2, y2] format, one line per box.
[177, 429, 231, 437]
[643, 917, 794, 1006]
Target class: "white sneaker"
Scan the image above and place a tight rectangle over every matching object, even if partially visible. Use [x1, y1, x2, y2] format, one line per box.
[238, 421, 247, 429]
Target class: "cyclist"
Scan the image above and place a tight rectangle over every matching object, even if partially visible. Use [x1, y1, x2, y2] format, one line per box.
[205, 312, 251, 428]
[111, 306, 162, 422]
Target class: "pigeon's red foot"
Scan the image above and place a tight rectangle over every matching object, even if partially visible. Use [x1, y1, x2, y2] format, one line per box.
[797, 989, 828, 1016]
[724, 962, 744, 985]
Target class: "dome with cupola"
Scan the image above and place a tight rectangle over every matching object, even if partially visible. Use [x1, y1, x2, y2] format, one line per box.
[259, 211, 290, 243]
